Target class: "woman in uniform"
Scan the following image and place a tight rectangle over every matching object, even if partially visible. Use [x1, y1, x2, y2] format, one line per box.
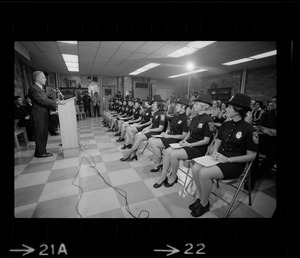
[121, 97, 153, 150]
[189, 93, 259, 217]
[114, 98, 135, 137]
[147, 97, 189, 172]
[120, 95, 166, 161]
[152, 92, 214, 188]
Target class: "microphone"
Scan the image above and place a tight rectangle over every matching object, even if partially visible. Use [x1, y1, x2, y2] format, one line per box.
[53, 88, 64, 99]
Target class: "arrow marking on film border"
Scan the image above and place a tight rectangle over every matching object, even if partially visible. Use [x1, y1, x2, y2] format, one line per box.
[154, 244, 180, 256]
[10, 244, 35, 256]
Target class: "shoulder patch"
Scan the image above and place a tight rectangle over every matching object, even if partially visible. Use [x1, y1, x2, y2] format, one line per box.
[252, 131, 259, 144]
[160, 114, 165, 121]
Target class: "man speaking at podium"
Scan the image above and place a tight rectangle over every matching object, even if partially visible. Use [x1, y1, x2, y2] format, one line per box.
[29, 71, 66, 158]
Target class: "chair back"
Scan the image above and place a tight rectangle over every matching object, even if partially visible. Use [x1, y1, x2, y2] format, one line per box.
[205, 130, 218, 155]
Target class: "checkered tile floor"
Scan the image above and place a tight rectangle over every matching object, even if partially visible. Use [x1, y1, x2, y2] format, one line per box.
[14, 117, 276, 218]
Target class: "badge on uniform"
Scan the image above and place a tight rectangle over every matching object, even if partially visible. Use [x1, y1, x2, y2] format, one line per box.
[252, 131, 259, 144]
[146, 113, 149, 116]
[198, 123, 203, 128]
[160, 115, 165, 121]
[236, 131, 242, 139]
[155, 115, 158, 119]
[178, 120, 182, 124]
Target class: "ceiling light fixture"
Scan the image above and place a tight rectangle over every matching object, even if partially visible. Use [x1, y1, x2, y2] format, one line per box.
[223, 50, 276, 66]
[168, 69, 207, 78]
[167, 41, 216, 58]
[57, 41, 78, 44]
[62, 54, 79, 72]
[129, 63, 161, 75]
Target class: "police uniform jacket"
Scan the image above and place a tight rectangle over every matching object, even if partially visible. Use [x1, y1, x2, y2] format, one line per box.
[187, 113, 214, 143]
[169, 112, 188, 135]
[217, 119, 259, 158]
[132, 106, 143, 120]
[151, 109, 166, 129]
[139, 107, 152, 125]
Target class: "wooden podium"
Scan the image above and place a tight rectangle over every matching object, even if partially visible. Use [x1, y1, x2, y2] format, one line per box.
[58, 97, 79, 158]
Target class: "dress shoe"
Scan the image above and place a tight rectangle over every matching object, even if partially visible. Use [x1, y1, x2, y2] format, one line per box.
[191, 201, 210, 217]
[127, 155, 137, 161]
[50, 132, 59, 136]
[121, 144, 132, 149]
[34, 152, 53, 158]
[189, 198, 201, 210]
[153, 177, 168, 188]
[114, 132, 121, 136]
[120, 156, 131, 161]
[116, 138, 125, 142]
[107, 129, 113, 132]
[150, 164, 163, 172]
[164, 176, 178, 187]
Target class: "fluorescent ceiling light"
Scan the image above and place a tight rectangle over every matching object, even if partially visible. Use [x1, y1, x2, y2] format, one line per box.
[248, 50, 277, 59]
[167, 41, 216, 58]
[222, 58, 254, 66]
[67, 67, 79, 72]
[62, 54, 78, 62]
[187, 41, 216, 49]
[65, 62, 79, 68]
[129, 63, 160, 75]
[168, 69, 207, 78]
[57, 41, 78, 44]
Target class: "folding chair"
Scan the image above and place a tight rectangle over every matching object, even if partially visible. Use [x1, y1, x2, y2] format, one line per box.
[14, 119, 28, 151]
[215, 160, 254, 218]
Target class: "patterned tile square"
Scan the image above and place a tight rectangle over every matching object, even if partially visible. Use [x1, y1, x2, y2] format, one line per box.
[101, 152, 124, 162]
[104, 160, 132, 172]
[52, 157, 79, 170]
[32, 195, 80, 218]
[114, 181, 156, 207]
[79, 174, 111, 193]
[108, 168, 142, 186]
[15, 203, 37, 218]
[15, 184, 45, 207]
[79, 188, 121, 217]
[86, 208, 125, 218]
[22, 161, 54, 174]
[47, 167, 80, 183]
[38, 179, 80, 202]
[15, 170, 51, 189]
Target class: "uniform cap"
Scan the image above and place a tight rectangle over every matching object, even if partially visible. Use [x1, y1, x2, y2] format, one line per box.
[226, 92, 252, 111]
[193, 92, 212, 105]
[175, 97, 189, 106]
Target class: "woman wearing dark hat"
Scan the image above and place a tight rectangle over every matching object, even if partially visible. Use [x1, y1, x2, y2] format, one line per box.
[116, 98, 143, 142]
[189, 92, 259, 217]
[120, 96, 166, 161]
[152, 92, 215, 188]
[147, 97, 189, 174]
[121, 96, 153, 149]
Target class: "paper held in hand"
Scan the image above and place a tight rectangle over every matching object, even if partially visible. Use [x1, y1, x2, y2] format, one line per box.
[152, 135, 163, 138]
[169, 143, 182, 149]
[193, 156, 220, 167]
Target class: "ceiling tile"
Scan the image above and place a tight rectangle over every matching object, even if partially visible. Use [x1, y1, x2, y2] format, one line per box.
[100, 41, 123, 49]
[79, 45, 98, 56]
[57, 43, 78, 55]
[79, 41, 100, 47]
[34, 42, 60, 53]
[119, 41, 145, 51]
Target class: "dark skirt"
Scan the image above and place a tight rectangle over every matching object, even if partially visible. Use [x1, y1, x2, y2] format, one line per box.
[144, 131, 161, 139]
[137, 124, 149, 132]
[216, 163, 246, 179]
[183, 146, 207, 159]
[161, 138, 181, 148]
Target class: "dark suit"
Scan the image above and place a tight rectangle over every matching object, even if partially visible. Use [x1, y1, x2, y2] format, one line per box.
[28, 83, 57, 156]
[14, 104, 35, 141]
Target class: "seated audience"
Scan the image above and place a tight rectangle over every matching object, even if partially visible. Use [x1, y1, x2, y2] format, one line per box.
[14, 96, 35, 141]
[189, 93, 258, 217]
[152, 92, 214, 188]
[148, 97, 189, 173]
[114, 98, 135, 137]
[116, 98, 143, 142]
[252, 100, 264, 126]
[120, 97, 153, 150]
[120, 95, 166, 161]
[245, 95, 277, 190]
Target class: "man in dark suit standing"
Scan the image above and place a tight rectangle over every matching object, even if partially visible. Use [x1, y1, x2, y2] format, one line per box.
[28, 71, 66, 158]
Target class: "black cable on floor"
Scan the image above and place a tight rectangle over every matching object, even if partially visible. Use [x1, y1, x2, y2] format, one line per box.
[75, 141, 150, 218]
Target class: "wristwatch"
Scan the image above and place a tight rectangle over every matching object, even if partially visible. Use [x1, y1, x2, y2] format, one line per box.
[227, 157, 231, 163]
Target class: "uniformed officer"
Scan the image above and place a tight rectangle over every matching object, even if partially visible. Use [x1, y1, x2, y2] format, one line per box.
[121, 96, 153, 150]
[107, 98, 127, 132]
[148, 97, 189, 173]
[120, 95, 166, 161]
[152, 92, 214, 188]
[190, 92, 259, 217]
[116, 98, 143, 142]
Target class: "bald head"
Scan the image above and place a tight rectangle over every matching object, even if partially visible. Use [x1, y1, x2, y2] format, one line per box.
[33, 71, 47, 86]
